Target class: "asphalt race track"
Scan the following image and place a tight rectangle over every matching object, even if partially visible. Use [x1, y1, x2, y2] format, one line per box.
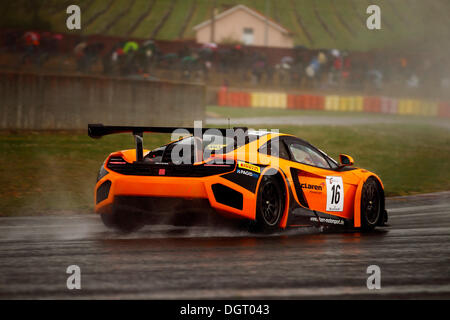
[0, 192, 449, 299]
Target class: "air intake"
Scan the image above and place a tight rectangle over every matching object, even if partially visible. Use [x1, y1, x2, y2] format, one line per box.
[96, 180, 111, 204]
[211, 184, 243, 210]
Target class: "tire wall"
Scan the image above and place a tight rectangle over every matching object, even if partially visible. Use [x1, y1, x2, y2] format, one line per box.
[217, 89, 449, 118]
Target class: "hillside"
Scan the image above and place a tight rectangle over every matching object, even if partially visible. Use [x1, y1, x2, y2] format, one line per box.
[1, 0, 450, 51]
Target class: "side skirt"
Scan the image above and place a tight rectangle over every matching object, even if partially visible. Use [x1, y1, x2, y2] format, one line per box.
[287, 207, 353, 229]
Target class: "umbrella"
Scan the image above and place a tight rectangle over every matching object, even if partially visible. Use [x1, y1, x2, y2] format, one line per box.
[123, 41, 139, 53]
[281, 56, 294, 64]
[182, 56, 196, 63]
[330, 49, 340, 57]
[202, 42, 218, 50]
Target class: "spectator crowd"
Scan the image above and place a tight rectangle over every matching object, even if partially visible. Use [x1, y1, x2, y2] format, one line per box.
[1, 29, 449, 98]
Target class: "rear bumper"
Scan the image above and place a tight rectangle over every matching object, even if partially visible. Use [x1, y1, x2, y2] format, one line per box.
[94, 169, 258, 221]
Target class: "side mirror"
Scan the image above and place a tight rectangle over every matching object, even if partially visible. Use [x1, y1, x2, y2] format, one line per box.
[339, 154, 354, 166]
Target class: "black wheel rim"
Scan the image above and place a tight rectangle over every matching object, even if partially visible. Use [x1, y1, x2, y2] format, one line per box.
[362, 181, 380, 225]
[261, 181, 281, 226]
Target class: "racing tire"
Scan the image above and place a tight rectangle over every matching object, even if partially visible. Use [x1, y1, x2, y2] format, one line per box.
[115, 209, 145, 233]
[251, 174, 285, 233]
[101, 209, 145, 233]
[360, 177, 382, 231]
[101, 213, 116, 228]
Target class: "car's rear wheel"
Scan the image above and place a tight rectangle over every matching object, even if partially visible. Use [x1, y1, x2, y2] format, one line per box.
[251, 175, 285, 233]
[101, 209, 145, 233]
[360, 177, 382, 231]
[101, 213, 116, 228]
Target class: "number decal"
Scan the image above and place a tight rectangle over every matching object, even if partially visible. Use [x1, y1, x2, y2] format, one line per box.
[326, 176, 344, 211]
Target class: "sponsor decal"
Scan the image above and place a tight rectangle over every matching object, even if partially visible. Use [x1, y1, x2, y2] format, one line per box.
[300, 183, 323, 191]
[237, 161, 261, 173]
[206, 144, 227, 151]
[310, 216, 344, 225]
[237, 169, 259, 178]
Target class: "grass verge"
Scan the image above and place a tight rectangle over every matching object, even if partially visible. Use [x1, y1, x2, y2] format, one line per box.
[0, 122, 449, 216]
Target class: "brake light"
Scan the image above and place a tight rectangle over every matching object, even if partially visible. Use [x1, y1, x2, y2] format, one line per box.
[107, 156, 127, 166]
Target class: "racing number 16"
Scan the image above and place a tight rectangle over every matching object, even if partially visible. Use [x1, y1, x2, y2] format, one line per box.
[330, 184, 341, 205]
[326, 176, 344, 212]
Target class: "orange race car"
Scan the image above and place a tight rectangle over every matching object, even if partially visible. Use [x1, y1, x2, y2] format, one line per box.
[89, 124, 388, 233]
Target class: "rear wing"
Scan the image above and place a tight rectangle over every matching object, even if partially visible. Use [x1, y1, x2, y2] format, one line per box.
[88, 124, 247, 162]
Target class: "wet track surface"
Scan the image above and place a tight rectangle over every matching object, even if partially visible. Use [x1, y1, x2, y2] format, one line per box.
[0, 192, 449, 299]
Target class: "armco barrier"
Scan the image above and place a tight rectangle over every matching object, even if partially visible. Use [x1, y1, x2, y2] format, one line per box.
[0, 71, 205, 129]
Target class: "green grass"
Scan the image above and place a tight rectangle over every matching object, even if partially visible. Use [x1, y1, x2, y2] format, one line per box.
[1, 122, 449, 216]
[284, 124, 450, 198]
[206, 105, 401, 119]
[1, 0, 449, 51]
[158, 0, 192, 40]
[0, 132, 169, 216]
[131, 0, 173, 38]
[107, 0, 149, 36]
[184, 0, 213, 39]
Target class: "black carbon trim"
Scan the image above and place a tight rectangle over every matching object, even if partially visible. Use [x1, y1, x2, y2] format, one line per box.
[312, 211, 351, 227]
[107, 156, 235, 177]
[335, 166, 358, 172]
[289, 167, 309, 208]
[220, 163, 265, 193]
[288, 206, 351, 228]
[97, 165, 109, 182]
[96, 180, 111, 204]
[220, 171, 259, 193]
[211, 184, 243, 210]
[288, 207, 316, 226]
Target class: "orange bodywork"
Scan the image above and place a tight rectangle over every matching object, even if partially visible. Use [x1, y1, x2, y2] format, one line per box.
[94, 133, 384, 229]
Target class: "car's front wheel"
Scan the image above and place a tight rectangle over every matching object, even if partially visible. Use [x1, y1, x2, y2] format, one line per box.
[360, 177, 382, 231]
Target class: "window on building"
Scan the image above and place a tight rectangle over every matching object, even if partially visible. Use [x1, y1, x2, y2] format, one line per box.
[242, 28, 254, 45]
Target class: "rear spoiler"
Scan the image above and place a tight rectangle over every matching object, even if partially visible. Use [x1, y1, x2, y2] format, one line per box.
[88, 124, 247, 161]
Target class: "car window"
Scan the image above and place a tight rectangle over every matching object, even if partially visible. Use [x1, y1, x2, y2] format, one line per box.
[288, 143, 331, 168]
[258, 138, 290, 160]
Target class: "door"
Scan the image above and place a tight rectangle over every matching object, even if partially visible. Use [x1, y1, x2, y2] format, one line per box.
[284, 138, 348, 216]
